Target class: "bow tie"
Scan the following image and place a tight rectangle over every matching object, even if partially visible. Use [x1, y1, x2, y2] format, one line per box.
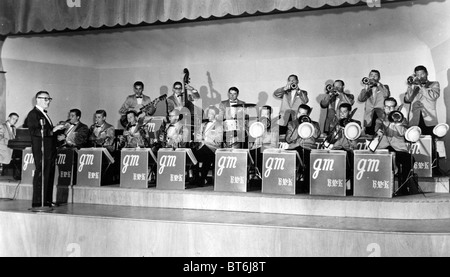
[44, 110, 48, 113]
[129, 124, 137, 127]
[10, 125, 15, 128]
[95, 125, 102, 128]
[136, 96, 143, 99]
[230, 101, 237, 103]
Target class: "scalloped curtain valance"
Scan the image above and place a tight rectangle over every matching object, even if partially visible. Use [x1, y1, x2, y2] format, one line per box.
[0, 0, 408, 36]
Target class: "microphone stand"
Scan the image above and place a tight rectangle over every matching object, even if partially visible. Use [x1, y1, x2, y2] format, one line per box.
[32, 119, 53, 212]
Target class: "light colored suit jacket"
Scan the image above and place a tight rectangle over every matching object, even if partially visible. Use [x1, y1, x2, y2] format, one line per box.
[358, 85, 390, 127]
[218, 99, 246, 121]
[0, 122, 16, 164]
[320, 92, 355, 133]
[119, 94, 153, 115]
[273, 87, 309, 126]
[285, 120, 321, 150]
[375, 116, 409, 152]
[404, 81, 440, 127]
[88, 122, 115, 152]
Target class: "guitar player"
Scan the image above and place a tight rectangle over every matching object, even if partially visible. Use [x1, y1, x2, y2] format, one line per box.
[118, 81, 161, 127]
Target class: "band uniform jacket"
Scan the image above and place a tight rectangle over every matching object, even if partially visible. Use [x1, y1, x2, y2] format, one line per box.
[218, 99, 246, 121]
[88, 122, 115, 151]
[320, 92, 355, 133]
[285, 119, 321, 150]
[404, 81, 440, 127]
[357, 84, 390, 128]
[331, 119, 362, 151]
[166, 92, 201, 114]
[0, 122, 16, 164]
[273, 87, 309, 127]
[165, 121, 190, 148]
[122, 120, 148, 148]
[62, 122, 89, 148]
[119, 94, 153, 115]
[374, 115, 408, 152]
[198, 120, 223, 151]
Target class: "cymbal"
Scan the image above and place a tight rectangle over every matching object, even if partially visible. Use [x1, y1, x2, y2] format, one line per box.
[231, 103, 256, 108]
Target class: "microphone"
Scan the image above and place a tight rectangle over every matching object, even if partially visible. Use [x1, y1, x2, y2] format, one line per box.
[40, 118, 45, 127]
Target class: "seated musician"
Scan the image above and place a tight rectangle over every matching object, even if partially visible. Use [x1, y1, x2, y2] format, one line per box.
[56, 108, 89, 149]
[87, 110, 115, 152]
[249, 106, 279, 176]
[222, 104, 247, 149]
[374, 97, 418, 196]
[155, 109, 190, 149]
[0, 112, 19, 174]
[118, 110, 149, 149]
[218, 87, 246, 122]
[330, 103, 362, 194]
[285, 104, 321, 193]
[190, 106, 223, 186]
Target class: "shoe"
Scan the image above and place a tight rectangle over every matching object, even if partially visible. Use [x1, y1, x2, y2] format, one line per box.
[46, 202, 59, 207]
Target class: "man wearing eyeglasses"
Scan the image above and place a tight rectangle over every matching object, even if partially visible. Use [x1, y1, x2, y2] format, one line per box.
[374, 97, 417, 196]
[26, 91, 66, 208]
[119, 81, 156, 128]
[166, 81, 200, 113]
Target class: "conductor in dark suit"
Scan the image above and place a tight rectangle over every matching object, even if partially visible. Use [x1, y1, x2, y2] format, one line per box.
[26, 91, 66, 208]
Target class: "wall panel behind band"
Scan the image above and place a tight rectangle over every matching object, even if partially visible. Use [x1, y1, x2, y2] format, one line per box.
[1, 1, 449, 155]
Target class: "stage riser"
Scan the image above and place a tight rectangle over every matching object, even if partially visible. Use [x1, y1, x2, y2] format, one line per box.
[1, 183, 450, 220]
[0, 212, 449, 257]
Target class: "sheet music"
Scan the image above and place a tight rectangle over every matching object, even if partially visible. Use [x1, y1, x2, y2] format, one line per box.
[177, 148, 198, 165]
[101, 148, 115, 164]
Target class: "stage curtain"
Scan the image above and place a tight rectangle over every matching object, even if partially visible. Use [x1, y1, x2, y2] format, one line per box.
[0, 37, 5, 120]
[0, 0, 406, 35]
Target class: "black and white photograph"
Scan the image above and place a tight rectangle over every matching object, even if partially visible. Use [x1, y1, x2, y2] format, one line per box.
[0, 0, 449, 260]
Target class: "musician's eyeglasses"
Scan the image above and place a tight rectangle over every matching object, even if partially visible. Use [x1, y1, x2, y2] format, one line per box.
[37, 97, 53, 102]
[174, 87, 182, 90]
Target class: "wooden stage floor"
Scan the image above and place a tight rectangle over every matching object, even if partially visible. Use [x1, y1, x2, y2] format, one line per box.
[1, 174, 450, 257]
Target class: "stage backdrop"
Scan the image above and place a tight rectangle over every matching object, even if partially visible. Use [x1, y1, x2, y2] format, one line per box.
[1, 0, 449, 167]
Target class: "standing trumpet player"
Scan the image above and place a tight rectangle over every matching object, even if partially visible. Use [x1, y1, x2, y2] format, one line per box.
[273, 74, 309, 135]
[320, 80, 355, 135]
[357, 70, 390, 136]
[404, 65, 440, 136]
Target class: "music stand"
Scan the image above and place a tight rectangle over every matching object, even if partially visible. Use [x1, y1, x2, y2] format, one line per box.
[394, 126, 425, 197]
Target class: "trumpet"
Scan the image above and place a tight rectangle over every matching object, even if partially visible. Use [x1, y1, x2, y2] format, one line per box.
[407, 74, 421, 86]
[362, 77, 377, 86]
[325, 84, 338, 96]
[298, 115, 311, 124]
[388, 110, 404, 123]
[290, 83, 298, 90]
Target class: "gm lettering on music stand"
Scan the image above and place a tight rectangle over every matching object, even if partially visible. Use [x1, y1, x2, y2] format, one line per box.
[310, 150, 347, 196]
[120, 148, 156, 189]
[408, 135, 432, 177]
[262, 150, 299, 195]
[56, 148, 77, 186]
[76, 148, 103, 186]
[214, 149, 251, 192]
[21, 147, 35, 185]
[156, 149, 187, 190]
[353, 150, 394, 198]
